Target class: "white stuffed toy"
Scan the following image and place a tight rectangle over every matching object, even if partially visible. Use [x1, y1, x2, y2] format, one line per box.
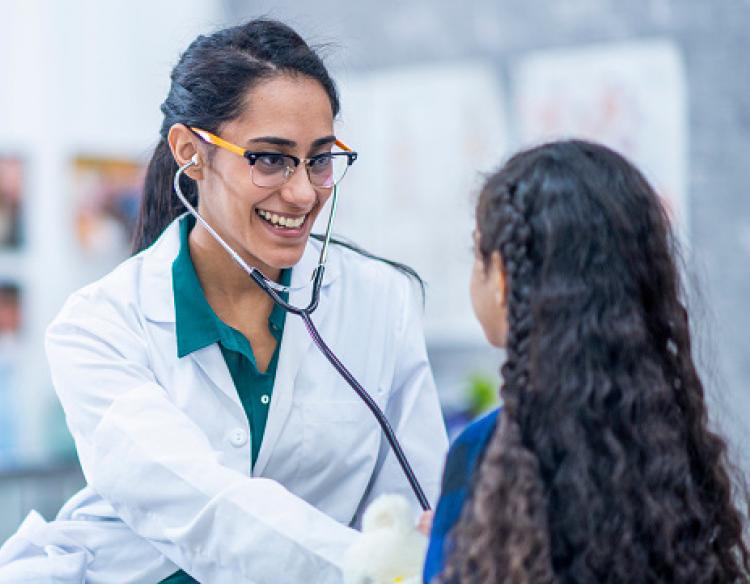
[343, 494, 427, 584]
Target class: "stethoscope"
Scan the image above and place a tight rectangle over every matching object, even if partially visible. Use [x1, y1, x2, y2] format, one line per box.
[174, 155, 431, 512]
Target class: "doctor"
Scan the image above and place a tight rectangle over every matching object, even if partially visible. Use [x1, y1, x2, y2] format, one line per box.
[0, 19, 447, 584]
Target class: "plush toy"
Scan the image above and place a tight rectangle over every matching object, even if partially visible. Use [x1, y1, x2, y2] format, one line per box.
[343, 495, 427, 584]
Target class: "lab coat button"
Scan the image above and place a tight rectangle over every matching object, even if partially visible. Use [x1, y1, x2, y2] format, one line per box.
[229, 428, 248, 447]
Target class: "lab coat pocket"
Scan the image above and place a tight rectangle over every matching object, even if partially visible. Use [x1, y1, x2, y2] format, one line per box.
[297, 400, 380, 520]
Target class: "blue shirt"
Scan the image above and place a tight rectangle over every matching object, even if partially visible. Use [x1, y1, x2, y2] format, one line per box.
[423, 408, 500, 584]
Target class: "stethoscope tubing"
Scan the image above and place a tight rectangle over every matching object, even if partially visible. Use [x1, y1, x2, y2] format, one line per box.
[298, 308, 431, 511]
[174, 159, 431, 511]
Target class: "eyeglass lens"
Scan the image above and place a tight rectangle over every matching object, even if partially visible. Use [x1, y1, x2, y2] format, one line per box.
[251, 154, 349, 188]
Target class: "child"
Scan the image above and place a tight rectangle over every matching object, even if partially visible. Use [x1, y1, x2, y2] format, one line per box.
[423, 140, 750, 583]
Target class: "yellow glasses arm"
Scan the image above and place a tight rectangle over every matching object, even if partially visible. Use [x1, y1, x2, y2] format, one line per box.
[335, 139, 354, 152]
[191, 127, 246, 157]
[192, 126, 355, 156]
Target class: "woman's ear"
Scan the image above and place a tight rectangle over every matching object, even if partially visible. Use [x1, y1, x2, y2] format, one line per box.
[167, 123, 204, 180]
[490, 251, 506, 307]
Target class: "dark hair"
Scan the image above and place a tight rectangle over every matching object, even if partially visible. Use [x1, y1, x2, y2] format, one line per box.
[445, 140, 749, 582]
[132, 19, 423, 293]
[132, 19, 340, 253]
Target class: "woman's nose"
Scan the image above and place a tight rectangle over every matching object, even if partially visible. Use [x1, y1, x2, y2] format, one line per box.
[280, 166, 319, 208]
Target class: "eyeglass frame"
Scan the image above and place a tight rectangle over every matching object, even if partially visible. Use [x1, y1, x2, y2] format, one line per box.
[189, 127, 358, 188]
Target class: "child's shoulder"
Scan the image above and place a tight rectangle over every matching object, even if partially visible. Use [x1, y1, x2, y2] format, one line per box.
[424, 408, 502, 583]
[442, 407, 501, 494]
[453, 407, 500, 450]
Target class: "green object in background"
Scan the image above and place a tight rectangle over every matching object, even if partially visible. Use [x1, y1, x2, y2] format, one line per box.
[466, 372, 500, 417]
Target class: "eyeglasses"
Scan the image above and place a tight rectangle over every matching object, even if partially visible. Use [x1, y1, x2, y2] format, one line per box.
[190, 127, 358, 189]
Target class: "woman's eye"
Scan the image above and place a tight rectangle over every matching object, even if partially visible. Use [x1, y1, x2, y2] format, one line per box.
[310, 154, 332, 168]
[257, 154, 287, 169]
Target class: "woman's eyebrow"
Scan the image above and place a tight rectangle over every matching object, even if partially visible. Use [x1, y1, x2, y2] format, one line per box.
[247, 136, 296, 147]
[311, 135, 337, 148]
[246, 135, 337, 148]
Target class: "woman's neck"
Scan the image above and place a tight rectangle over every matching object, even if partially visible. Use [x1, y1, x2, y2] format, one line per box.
[187, 223, 280, 309]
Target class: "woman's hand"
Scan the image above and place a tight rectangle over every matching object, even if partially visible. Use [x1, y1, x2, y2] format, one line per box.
[417, 510, 434, 536]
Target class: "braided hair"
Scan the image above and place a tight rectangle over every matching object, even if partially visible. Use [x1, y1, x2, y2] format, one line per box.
[443, 140, 750, 583]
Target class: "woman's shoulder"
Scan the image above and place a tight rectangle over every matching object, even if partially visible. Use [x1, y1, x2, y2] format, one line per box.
[51, 220, 181, 332]
[331, 239, 422, 301]
[329, 238, 407, 281]
[326, 239, 422, 319]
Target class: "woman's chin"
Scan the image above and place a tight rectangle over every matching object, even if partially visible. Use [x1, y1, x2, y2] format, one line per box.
[258, 247, 307, 274]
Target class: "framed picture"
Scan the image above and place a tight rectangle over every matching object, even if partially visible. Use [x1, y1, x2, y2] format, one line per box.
[514, 39, 688, 239]
[0, 282, 20, 337]
[73, 157, 145, 258]
[0, 282, 21, 463]
[0, 157, 23, 249]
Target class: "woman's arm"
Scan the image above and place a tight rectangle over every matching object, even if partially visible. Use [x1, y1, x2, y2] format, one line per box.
[47, 290, 358, 584]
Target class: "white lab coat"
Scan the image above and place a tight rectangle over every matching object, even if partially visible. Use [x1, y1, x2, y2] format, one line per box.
[0, 217, 448, 584]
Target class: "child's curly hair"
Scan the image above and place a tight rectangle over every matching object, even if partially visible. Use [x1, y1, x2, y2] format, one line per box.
[445, 140, 749, 583]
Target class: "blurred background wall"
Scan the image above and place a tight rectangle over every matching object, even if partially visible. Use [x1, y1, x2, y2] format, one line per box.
[0, 0, 747, 540]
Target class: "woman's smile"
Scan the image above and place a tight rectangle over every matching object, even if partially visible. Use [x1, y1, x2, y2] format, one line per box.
[254, 206, 312, 239]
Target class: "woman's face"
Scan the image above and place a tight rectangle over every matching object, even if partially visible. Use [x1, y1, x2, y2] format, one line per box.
[470, 230, 508, 347]
[196, 74, 336, 275]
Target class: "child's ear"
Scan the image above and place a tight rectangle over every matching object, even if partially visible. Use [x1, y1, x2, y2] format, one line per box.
[490, 251, 506, 307]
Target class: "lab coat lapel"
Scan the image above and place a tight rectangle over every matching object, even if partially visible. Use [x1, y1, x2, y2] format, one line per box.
[140, 218, 241, 409]
[142, 223, 341, 471]
[188, 345, 242, 409]
[253, 238, 338, 476]
[139, 220, 180, 324]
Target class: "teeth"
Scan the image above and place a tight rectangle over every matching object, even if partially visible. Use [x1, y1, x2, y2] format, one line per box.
[257, 209, 305, 229]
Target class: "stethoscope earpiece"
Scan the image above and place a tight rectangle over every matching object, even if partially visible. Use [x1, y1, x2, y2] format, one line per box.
[190, 153, 201, 168]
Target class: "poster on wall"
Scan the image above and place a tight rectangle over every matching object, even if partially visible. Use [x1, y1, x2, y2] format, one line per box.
[513, 39, 688, 239]
[73, 157, 145, 259]
[0, 157, 23, 249]
[334, 62, 510, 341]
[0, 282, 21, 464]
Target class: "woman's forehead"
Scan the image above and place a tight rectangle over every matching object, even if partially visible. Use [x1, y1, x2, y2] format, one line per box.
[228, 75, 335, 140]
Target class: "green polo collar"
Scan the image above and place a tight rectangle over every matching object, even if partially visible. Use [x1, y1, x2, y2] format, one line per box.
[172, 214, 291, 359]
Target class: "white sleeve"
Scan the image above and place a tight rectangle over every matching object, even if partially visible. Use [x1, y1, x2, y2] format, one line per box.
[46, 292, 357, 584]
[351, 275, 448, 525]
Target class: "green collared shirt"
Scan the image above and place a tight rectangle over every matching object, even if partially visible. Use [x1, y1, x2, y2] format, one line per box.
[171, 214, 290, 468]
[164, 217, 292, 584]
